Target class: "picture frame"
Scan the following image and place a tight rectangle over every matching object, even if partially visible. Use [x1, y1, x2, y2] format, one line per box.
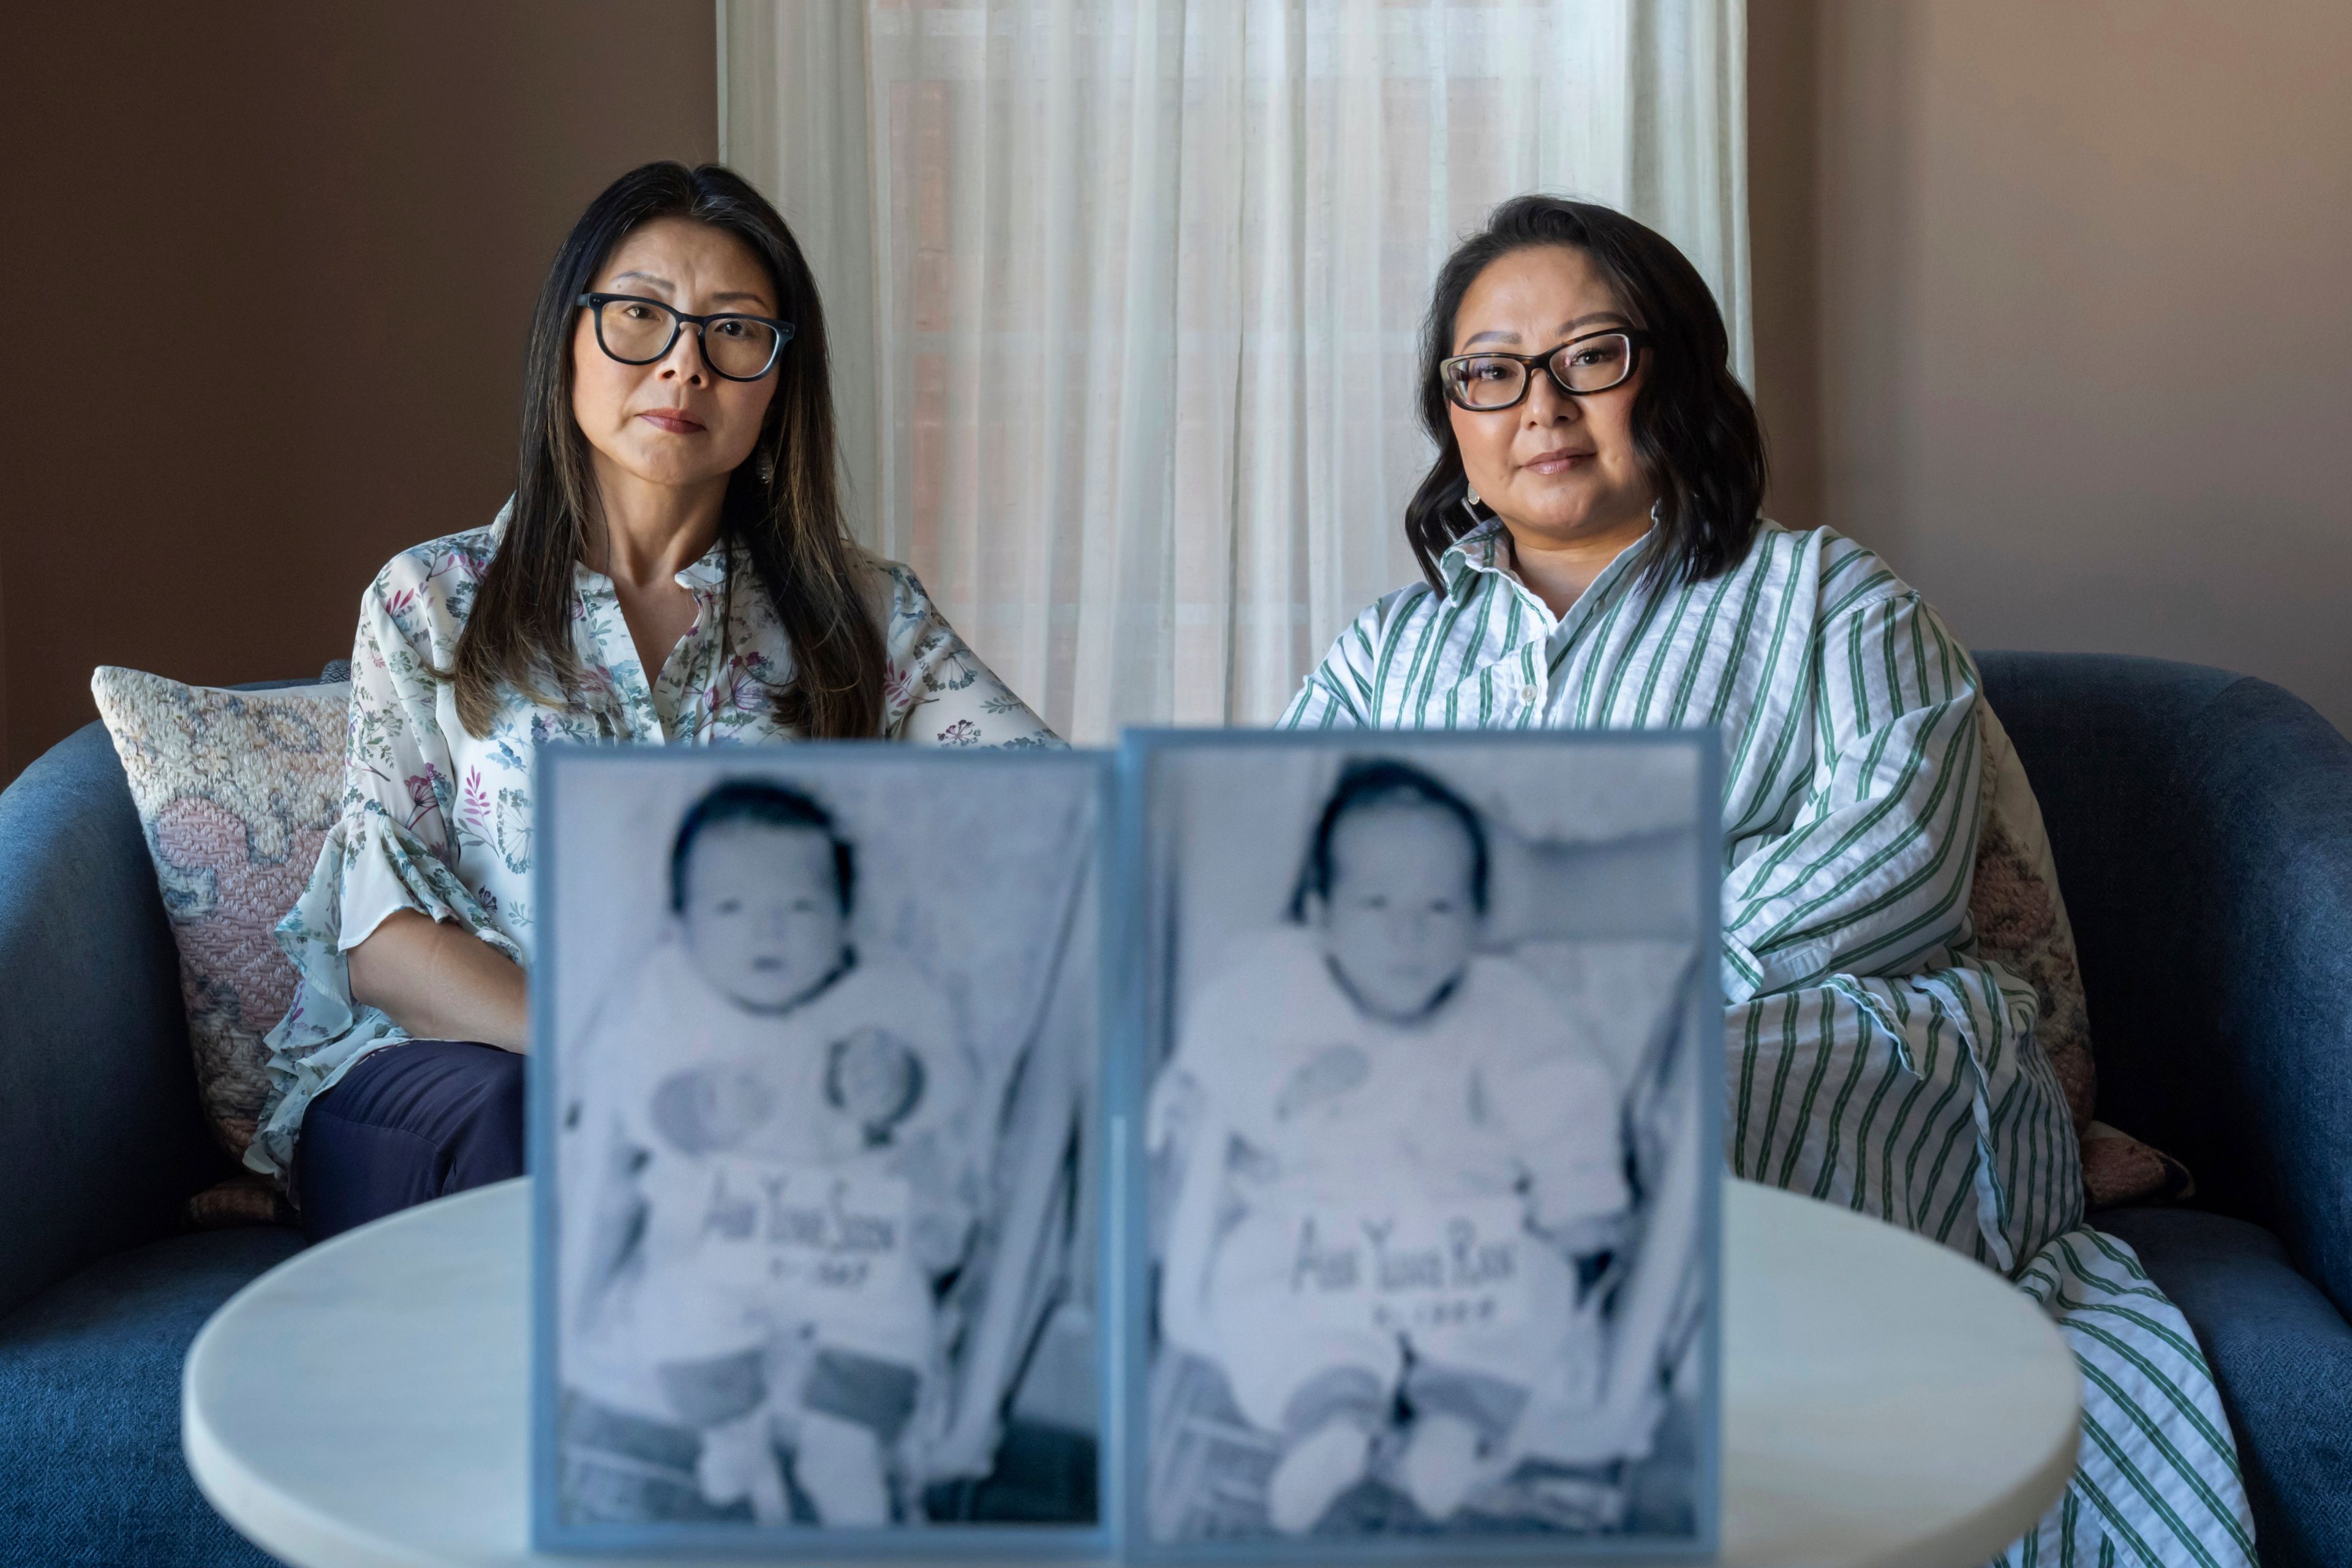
[1112, 728, 1723, 1564]
[529, 743, 1118, 1558]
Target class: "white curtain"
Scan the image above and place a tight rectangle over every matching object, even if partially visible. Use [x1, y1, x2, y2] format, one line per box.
[723, 0, 1747, 742]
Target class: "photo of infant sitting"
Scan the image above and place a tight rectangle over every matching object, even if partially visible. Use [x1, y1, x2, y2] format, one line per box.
[1150, 758, 1658, 1538]
[567, 779, 981, 1526]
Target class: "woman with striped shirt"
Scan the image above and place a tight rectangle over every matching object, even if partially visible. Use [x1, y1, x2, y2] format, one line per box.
[1283, 195, 2254, 1568]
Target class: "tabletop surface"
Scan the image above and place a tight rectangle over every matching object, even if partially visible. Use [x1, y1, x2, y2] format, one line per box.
[184, 1177, 2079, 1568]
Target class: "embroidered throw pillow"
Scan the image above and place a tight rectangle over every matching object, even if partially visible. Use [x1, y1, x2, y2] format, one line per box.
[90, 666, 350, 1215]
[1972, 704, 2192, 1207]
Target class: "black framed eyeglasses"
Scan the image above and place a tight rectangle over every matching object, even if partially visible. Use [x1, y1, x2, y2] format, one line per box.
[576, 293, 795, 382]
[1439, 328, 1649, 412]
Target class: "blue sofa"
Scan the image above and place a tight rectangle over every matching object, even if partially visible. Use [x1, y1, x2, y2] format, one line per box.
[1, 654, 2346, 1566]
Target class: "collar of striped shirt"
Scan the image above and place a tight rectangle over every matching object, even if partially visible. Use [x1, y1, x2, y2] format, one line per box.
[1438, 517, 1513, 598]
[1438, 516, 1658, 626]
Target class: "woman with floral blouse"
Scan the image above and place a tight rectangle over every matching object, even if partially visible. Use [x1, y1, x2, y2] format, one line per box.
[257, 162, 1054, 1240]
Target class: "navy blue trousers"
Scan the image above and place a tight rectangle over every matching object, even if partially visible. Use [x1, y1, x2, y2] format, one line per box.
[294, 1039, 526, 1243]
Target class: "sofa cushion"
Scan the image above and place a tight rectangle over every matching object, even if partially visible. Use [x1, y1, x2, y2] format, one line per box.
[2097, 1207, 2352, 1568]
[89, 667, 352, 1194]
[0, 1225, 303, 1567]
[1975, 704, 2185, 1206]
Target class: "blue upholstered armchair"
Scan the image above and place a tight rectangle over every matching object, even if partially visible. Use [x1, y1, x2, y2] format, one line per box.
[1974, 654, 2352, 1567]
[2, 654, 2348, 1567]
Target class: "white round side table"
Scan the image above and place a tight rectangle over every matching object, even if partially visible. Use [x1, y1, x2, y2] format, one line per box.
[184, 1177, 2078, 1567]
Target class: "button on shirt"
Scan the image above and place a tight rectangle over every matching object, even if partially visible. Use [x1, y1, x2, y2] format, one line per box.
[253, 505, 1057, 1178]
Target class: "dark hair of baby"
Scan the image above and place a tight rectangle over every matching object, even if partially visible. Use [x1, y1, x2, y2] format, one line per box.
[1286, 758, 1491, 922]
[668, 778, 856, 914]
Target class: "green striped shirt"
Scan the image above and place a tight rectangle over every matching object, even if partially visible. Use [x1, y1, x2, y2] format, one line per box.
[1289, 526, 1981, 991]
[1283, 520, 2254, 1568]
[1282, 519, 2075, 1266]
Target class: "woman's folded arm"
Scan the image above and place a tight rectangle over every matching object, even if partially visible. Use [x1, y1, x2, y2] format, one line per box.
[1720, 590, 1986, 1003]
[345, 908, 527, 1050]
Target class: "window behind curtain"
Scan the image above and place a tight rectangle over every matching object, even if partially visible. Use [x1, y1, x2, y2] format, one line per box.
[724, 0, 1747, 742]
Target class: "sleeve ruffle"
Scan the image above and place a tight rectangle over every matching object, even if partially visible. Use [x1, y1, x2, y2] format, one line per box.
[335, 799, 519, 960]
[247, 802, 520, 1178]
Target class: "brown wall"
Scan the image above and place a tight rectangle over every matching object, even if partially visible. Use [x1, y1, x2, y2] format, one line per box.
[9, 4, 2342, 768]
[1751, 0, 2352, 736]
[0, 2, 717, 780]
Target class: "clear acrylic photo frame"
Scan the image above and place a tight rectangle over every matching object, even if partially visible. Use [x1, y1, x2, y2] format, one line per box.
[1107, 727, 1725, 1567]
[529, 742, 1121, 1559]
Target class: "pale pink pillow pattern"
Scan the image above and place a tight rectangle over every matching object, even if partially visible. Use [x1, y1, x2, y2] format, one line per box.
[90, 666, 350, 1200]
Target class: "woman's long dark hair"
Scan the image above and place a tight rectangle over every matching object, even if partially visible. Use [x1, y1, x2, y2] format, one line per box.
[451, 161, 884, 739]
[1404, 195, 1768, 594]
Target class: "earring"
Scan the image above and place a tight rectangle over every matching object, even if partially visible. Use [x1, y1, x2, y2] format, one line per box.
[1461, 481, 1482, 522]
[755, 451, 775, 485]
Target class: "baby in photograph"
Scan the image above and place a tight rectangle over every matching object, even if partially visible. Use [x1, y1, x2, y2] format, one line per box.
[1152, 760, 1631, 1534]
[573, 780, 979, 1526]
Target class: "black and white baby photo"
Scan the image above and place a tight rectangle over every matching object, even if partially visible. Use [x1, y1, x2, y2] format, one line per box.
[1139, 740, 1711, 1545]
[543, 753, 1102, 1536]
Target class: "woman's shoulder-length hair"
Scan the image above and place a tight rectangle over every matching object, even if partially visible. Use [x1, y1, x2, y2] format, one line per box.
[450, 160, 884, 741]
[1404, 194, 1770, 595]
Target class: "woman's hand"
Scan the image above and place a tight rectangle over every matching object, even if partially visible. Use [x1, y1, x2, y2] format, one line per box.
[345, 908, 529, 1050]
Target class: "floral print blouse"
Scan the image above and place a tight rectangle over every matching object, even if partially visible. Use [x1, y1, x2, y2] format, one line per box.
[252, 505, 1057, 1179]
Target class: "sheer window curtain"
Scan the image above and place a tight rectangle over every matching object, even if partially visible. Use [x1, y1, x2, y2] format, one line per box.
[723, 1, 1747, 743]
